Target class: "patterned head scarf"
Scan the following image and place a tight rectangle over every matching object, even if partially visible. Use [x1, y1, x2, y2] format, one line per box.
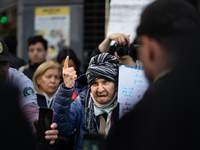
[86, 53, 119, 87]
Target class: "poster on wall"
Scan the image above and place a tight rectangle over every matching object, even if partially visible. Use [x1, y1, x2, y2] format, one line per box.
[107, 0, 155, 44]
[35, 6, 70, 60]
[118, 65, 149, 118]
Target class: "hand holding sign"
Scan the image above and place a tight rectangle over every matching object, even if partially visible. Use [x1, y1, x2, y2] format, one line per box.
[63, 56, 77, 88]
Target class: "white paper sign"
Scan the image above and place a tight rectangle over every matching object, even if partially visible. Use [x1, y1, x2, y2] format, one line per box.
[107, 0, 156, 44]
[118, 65, 149, 118]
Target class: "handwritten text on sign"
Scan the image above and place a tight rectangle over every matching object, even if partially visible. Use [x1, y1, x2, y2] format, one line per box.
[118, 66, 149, 118]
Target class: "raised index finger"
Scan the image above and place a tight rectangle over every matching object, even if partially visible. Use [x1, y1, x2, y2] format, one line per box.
[63, 56, 69, 69]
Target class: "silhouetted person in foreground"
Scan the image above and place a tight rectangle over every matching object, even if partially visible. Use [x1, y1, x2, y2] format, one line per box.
[102, 0, 200, 149]
[0, 38, 58, 148]
[0, 83, 36, 149]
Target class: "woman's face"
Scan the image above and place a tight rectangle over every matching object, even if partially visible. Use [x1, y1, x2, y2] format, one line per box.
[90, 78, 115, 104]
[37, 68, 61, 98]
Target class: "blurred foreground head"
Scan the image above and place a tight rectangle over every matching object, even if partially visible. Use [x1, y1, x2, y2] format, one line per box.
[136, 0, 200, 81]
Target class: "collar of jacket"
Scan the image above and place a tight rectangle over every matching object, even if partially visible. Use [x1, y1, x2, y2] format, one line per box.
[153, 68, 172, 84]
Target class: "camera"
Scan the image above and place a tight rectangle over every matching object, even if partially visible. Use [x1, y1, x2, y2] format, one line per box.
[115, 39, 130, 57]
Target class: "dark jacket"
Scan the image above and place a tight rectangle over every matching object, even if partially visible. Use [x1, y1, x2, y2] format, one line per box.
[101, 68, 200, 150]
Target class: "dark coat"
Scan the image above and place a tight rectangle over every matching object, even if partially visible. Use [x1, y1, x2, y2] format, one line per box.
[102, 68, 200, 150]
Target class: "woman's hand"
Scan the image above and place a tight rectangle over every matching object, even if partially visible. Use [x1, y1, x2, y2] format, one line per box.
[63, 56, 77, 88]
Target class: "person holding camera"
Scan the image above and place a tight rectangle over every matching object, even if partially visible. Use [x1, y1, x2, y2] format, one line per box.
[91, 33, 136, 67]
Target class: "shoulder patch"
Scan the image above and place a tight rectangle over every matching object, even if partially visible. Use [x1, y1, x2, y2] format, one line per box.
[23, 87, 35, 97]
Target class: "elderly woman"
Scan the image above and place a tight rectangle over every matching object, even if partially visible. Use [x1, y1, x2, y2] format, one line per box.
[33, 60, 62, 108]
[52, 53, 119, 150]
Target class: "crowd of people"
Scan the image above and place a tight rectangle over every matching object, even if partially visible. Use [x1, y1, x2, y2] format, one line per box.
[1, 0, 200, 149]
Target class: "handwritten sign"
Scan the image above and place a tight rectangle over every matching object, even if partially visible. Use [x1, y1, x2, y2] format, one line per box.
[118, 65, 149, 118]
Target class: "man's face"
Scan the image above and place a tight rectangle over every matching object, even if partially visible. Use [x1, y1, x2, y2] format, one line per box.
[28, 42, 47, 65]
[90, 78, 115, 104]
[0, 61, 9, 83]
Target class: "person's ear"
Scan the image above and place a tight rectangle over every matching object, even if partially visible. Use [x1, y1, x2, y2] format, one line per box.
[36, 77, 41, 85]
[143, 36, 156, 62]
